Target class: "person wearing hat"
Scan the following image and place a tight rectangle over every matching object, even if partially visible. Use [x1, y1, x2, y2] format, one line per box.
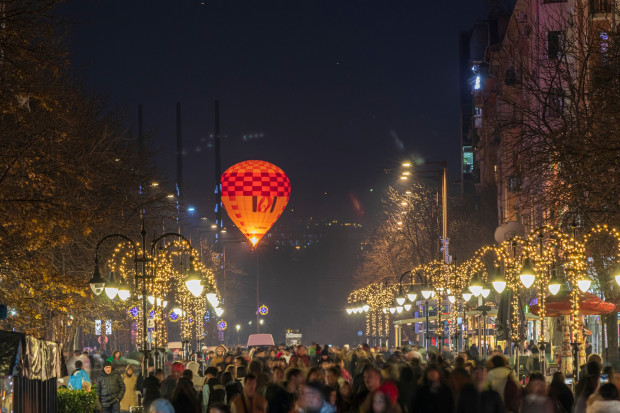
[97, 360, 126, 413]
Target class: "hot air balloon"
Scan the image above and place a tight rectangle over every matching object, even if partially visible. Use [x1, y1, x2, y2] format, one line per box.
[221, 160, 291, 248]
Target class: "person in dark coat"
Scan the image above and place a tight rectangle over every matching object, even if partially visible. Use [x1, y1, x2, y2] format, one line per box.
[468, 344, 479, 361]
[142, 369, 164, 412]
[455, 367, 504, 413]
[161, 361, 185, 400]
[171, 376, 201, 413]
[397, 365, 417, 413]
[547, 372, 573, 413]
[96, 360, 126, 413]
[412, 364, 454, 413]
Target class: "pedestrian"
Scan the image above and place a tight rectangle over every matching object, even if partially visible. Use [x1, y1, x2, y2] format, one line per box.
[161, 361, 184, 400]
[486, 355, 521, 413]
[468, 344, 479, 361]
[171, 374, 201, 413]
[266, 367, 304, 413]
[587, 383, 620, 413]
[69, 360, 92, 391]
[67, 350, 82, 376]
[411, 364, 454, 413]
[187, 360, 205, 393]
[547, 371, 574, 413]
[521, 373, 553, 413]
[149, 398, 175, 413]
[230, 373, 268, 413]
[222, 370, 243, 405]
[107, 350, 123, 363]
[203, 366, 227, 411]
[96, 360, 126, 413]
[142, 368, 164, 412]
[525, 346, 541, 376]
[575, 361, 602, 413]
[120, 365, 138, 413]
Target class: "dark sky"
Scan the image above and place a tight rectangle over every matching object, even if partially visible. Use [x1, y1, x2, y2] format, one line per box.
[62, 0, 486, 344]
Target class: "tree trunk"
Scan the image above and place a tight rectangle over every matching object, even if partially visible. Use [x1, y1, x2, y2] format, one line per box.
[604, 312, 618, 364]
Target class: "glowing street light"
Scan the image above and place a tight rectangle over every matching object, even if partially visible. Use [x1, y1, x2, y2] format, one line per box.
[468, 275, 483, 297]
[577, 276, 592, 293]
[490, 270, 507, 294]
[519, 258, 536, 288]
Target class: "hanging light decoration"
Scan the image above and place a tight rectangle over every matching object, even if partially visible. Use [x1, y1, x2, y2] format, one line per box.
[463, 292, 473, 302]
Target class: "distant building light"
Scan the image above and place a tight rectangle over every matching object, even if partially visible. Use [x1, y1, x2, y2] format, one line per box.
[187, 206, 196, 213]
[151, 182, 159, 187]
[167, 194, 175, 199]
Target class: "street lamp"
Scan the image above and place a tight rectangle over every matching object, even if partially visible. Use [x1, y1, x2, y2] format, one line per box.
[519, 258, 536, 288]
[491, 269, 507, 294]
[89, 222, 214, 376]
[577, 275, 592, 293]
[421, 283, 434, 300]
[88, 260, 106, 296]
[184, 268, 204, 298]
[480, 283, 491, 299]
[406, 285, 417, 302]
[117, 279, 131, 301]
[468, 275, 483, 297]
[548, 269, 563, 296]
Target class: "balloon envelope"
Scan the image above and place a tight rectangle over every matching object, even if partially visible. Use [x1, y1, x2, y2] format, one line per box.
[221, 160, 291, 248]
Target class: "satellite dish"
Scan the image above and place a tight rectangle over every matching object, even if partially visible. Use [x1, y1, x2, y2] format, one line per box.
[494, 221, 525, 243]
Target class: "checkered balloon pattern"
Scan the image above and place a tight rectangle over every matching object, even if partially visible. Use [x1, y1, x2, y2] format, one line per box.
[221, 160, 291, 248]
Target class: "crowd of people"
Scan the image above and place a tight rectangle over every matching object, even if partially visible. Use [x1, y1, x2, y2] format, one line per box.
[62, 343, 620, 413]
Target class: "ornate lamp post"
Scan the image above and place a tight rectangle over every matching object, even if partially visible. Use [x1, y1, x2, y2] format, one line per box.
[88, 221, 211, 376]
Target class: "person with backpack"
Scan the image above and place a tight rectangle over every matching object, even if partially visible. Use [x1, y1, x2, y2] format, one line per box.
[69, 360, 91, 391]
[203, 366, 227, 413]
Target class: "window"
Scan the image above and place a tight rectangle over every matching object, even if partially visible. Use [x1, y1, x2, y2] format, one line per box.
[546, 88, 564, 118]
[591, 0, 612, 13]
[463, 146, 474, 174]
[547, 31, 563, 59]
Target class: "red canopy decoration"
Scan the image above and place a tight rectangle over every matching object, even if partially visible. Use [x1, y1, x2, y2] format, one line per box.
[221, 160, 291, 248]
[529, 290, 617, 316]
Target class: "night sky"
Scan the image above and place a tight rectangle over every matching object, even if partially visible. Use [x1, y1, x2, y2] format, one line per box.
[63, 0, 486, 344]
